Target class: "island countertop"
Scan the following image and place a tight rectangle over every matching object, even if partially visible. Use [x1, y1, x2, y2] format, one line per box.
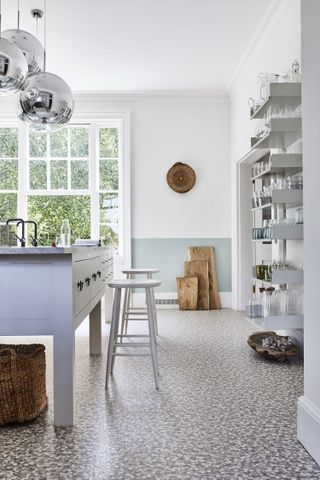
[0, 246, 110, 255]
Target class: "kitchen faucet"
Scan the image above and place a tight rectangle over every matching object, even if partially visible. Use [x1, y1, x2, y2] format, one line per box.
[17, 220, 38, 247]
[24, 220, 38, 247]
[6, 218, 26, 247]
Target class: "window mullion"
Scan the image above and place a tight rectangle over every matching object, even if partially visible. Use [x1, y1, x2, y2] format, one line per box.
[90, 124, 99, 239]
[47, 132, 50, 190]
[18, 124, 27, 221]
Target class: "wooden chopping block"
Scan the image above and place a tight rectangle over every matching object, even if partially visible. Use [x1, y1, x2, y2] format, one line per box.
[188, 246, 221, 309]
[184, 261, 209, 310]
[176, 277, 198, 310]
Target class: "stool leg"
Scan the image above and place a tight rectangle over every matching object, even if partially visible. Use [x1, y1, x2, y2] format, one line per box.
[120, 286, 129, 342]
[124, 288, 132, 335]
[105, 288, 121, 389]
[146, 287, 159, 389]
[148, 273, 158, 336]
[111, 290, 122, 375]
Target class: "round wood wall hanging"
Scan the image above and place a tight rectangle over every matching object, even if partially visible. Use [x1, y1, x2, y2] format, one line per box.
[166, 162, 196, 193]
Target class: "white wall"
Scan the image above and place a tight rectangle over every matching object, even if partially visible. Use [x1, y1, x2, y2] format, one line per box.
[229, 0, 301, 309]
[297, 0, 320, 466]
[72, 94, 230, 239]
[0, 94, 230, 239]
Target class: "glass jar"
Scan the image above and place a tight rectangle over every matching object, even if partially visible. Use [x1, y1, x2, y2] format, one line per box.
[60, 219, 71, 246]
[295, 207, 303, 224]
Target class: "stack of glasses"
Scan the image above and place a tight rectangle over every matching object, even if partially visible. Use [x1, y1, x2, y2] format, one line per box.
[247, 288, 304, 318]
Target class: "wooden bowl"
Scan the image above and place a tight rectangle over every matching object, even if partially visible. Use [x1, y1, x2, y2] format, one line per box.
[247, 331, 300, 360]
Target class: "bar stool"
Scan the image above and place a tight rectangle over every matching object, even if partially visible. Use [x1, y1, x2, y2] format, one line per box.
[105, 278, 161, 390]
[121, 268, 159, 337]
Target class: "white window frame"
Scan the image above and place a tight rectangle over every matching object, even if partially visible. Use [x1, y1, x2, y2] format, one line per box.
[0, 113, 131, 274]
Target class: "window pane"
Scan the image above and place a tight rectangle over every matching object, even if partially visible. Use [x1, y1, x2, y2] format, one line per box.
[99, 193, 119, 223]
[50, 129, 68, 158]
[0, 193, 17, 221]
[27, 195, 91, 246]
[71, 160, 89, 189]
[71, 128, 89, 157]
[50, 160, 68, 190]
[99, 128, 118, 158]
[100, 224, 118, 248]
[99, 159, 118, 190]
[0, 128, 18, 158]
[29, 129, 47, 157]
[0, 159, 18, 190]
[30, 160, 47, 190]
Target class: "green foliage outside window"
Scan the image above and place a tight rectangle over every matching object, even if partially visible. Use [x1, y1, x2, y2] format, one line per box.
[51, 129, 68, 157]
[0, 128, 18, 158]
[71, 128, 89, 157]
[29, 129, 47, 157]
[51, 160, 68, 189]
[28, 195, 91, 245]
[100, 159, 118, 190]
[30, 161, 47, 190]
[0, 159, 18, 190]
[99, 128, 118, 158]
[0, 193, 17, 222]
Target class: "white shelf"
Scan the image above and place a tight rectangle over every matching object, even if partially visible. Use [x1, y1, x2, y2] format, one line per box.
[271, 224, 303, 240]
[252, 189, 303, 211]
[251, 118, 302, 149]
[240, 148, 270, 165]
[251, 153, 302, 181]
[244, 314, 303, 330]
[252, 269, 304, 285]
[250, 82, 301, 120]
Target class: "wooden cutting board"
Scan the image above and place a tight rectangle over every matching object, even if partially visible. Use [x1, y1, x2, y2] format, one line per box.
[188, 246, 221, 309]
[184, 261, 209, 310]
[176, 276, 198, 310]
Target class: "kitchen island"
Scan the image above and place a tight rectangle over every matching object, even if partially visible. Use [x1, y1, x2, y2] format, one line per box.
[0, 246, 113, 427]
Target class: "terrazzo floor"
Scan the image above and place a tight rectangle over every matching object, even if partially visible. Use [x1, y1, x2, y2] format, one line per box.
[0, 309, 319, 480]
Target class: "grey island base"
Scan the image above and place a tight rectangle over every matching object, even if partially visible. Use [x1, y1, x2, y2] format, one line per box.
[0, 246, 113, 427]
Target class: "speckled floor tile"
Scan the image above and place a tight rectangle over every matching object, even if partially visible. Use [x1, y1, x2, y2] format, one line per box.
[0, 309, 319, 480]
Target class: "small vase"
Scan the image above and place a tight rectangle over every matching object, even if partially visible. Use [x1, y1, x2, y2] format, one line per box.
[60, 219, 71, 246]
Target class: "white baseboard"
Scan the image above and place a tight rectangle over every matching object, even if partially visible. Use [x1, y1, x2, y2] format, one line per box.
[297, 396, 320, 465]
[132, 292, 232, 309]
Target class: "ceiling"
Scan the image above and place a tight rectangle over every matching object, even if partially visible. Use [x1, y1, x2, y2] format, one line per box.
[2, 0, 275, 94]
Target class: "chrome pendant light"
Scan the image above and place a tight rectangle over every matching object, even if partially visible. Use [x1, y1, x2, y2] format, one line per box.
[0, 0, 28, 95]
[2, 4, 44, 74]
[17, 0, 74, 131]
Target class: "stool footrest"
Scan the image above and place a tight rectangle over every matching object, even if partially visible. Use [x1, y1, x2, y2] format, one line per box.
[117, 334, 149, 337]
[125, 313, 148, 317]
[113, 353, 151, 357]
[114, 342, 151, 347]
[123, 317, 150, 321]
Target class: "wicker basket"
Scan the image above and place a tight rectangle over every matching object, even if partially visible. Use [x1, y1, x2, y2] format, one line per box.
[0, 344, 48, 425]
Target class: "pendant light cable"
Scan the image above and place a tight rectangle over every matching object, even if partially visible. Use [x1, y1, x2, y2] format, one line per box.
[0, 0, 2, 36]
[17, 0, 20, 30]
[43, 0, 46, 72]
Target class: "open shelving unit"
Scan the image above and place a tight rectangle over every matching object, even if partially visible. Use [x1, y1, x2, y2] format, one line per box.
[240, 82, 303, 331]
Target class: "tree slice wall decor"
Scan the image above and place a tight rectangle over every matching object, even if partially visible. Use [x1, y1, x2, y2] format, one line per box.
[166, 162, 196, 193]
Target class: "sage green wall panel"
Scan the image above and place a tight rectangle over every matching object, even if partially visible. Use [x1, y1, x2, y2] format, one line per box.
[132, 238, 231, 292]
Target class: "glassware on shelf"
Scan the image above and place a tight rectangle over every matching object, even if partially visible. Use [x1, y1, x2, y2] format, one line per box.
[247, 288, 304, 318]
[60, 219, 71, 246]
[295, 207, 304, 224]
[290, 60, 301, 83]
